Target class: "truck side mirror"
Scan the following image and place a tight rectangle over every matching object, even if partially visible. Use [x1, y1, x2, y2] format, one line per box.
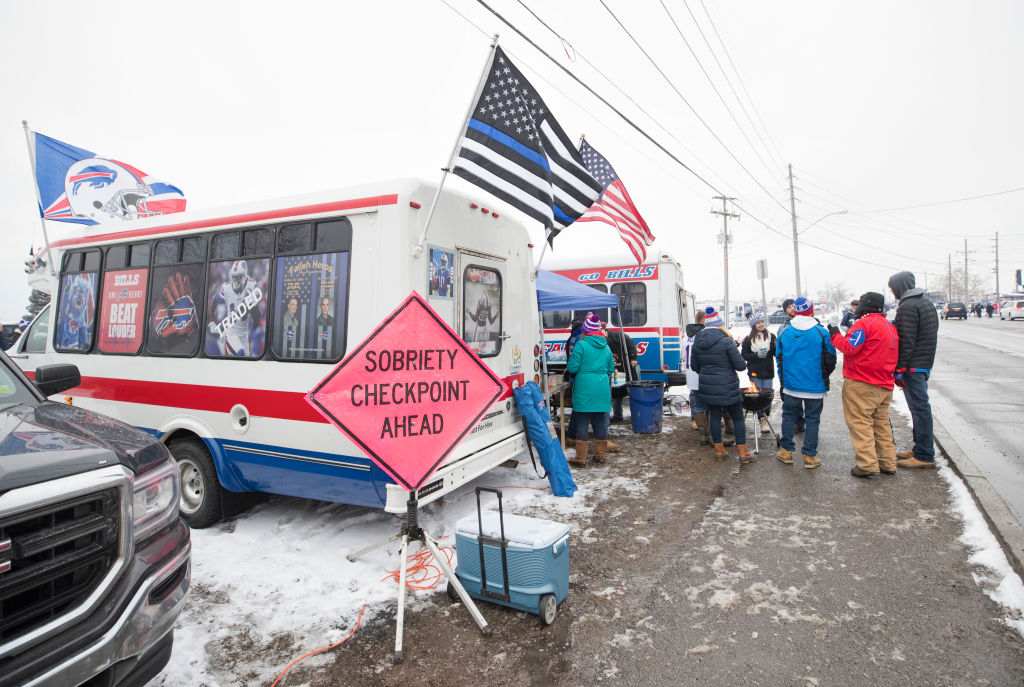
[34, 364, 82, 397]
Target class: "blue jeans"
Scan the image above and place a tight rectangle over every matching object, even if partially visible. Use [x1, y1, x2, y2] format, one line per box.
[708, 402, 746, 445]
[780, 394, 823, 456]
[902, 371, 935, 462]
[752, 377, 773, 419]
[689, 389, 706, 414]
[574, 411, 610, 441]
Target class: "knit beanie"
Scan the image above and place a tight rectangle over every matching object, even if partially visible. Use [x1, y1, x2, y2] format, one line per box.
[858, 291, 884, 314]
[703, 306, 724, 327]
[582, 313, 602, 334]
[793, 297, 814, 316]
[781, 298, 795, 311]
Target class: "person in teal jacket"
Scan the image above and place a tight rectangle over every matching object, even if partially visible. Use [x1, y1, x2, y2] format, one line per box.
[566, 313, 615, 467]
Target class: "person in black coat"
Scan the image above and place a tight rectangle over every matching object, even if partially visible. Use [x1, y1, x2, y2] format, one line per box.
[741, 317, 776, 433]
[606, 327, 639, 422]
[691, 312, 752, 462]
[840, 300, 858, 330]
[888, 270, 939, 469]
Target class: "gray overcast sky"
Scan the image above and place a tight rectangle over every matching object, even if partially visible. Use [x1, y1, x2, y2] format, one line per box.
[1, 0, 1022, 321]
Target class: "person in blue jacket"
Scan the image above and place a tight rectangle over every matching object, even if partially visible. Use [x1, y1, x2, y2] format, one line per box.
[691, 308, 753, 463]
[775, 297, 836, 469]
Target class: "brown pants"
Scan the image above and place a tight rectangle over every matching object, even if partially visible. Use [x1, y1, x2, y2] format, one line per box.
[841, 379, 897, 472]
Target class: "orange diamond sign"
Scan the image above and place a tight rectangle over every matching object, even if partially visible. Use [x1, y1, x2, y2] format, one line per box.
[306, 292, 508, 492]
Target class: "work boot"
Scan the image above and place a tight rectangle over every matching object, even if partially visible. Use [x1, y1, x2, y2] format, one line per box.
[896, 457, 936, 469]
[605, 439, 621, 453]
[803, 454, 822, 469]
[569, 440, 589, 467]
[759, 416, 770, 434]
[851, 466, 879, 478]
[776, 447, 793, 464]
[896, 450, 914, 459]
[722, 415, 736, 446]
[737, 444, 756, 465]
[713, 442, 726, 460]
[593, 440, 608, 464]
[879, 466, 897, 475]
[563, 437, 576, 448]
[694, 413, 711, 446]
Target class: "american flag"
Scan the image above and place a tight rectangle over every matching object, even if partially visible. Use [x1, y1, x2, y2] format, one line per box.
[577, 139, 656, 265]
[453, 47, 602, 244]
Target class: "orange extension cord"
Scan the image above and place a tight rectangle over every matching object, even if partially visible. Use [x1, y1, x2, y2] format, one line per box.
[270, 599, 367, 687]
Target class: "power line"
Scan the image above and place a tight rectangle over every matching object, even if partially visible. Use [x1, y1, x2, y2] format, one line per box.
[657, 0, 779, 180]
[852, 185, 1024, 213]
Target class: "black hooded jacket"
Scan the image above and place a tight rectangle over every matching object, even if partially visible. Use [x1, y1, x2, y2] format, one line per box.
[888, 271, 938, 370]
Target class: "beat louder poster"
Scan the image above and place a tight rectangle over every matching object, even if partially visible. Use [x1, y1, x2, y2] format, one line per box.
[98, 269, 148, 353]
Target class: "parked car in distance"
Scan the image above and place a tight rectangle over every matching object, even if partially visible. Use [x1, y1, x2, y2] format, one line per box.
[1000, 300, 1024, 320]
[0, 349, 190, 686]
[767, 309, 788, 325]
[943, 302, 967, 320]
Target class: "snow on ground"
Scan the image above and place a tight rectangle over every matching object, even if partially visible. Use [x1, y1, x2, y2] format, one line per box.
[156, 436, 651, 686]
[890, 392, 1024, 636]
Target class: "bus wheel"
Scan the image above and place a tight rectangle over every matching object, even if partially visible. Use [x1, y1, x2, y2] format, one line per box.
[170, 437, 222, 528]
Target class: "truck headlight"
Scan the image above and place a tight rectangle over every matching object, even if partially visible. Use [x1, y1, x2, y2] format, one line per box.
[133, 459, 181, 541]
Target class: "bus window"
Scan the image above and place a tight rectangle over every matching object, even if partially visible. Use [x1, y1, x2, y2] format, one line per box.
[154, 239, 179, 265]
[97, 248, 149, 355]
[278, 223, 313, 253]
[182, 236, 207, 263]
[463, 266, 502, 357]
[147, 263, 205, 357]
[204, 258, 269, 359]
[573, 284, 609, 324]
[211, 232, 240, 260]
[244, 228, 274, 256]
[542, 310, 573, 329]
[23, 308, 49, 354]
[272, 251, 349, 361]
[610, 282, 647, 326]
[55, 250, 100, 353]
[315, 218, 353, 252]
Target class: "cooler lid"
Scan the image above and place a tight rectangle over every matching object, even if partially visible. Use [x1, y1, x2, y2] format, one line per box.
[455, 511, 569, 548]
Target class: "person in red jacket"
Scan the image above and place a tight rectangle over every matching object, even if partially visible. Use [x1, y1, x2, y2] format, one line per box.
[826, 291, 900, 478]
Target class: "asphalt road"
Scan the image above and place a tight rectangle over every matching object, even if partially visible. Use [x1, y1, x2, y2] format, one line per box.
[300, 373, 1024, 686]
[930, 316, 1024, 524]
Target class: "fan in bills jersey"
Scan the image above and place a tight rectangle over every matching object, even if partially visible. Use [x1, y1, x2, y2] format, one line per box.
[453, 46, 601, 243]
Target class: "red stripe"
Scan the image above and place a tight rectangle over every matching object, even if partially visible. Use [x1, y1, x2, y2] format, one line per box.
[69, 376, 327, 423]
[50, 194, 400, 248]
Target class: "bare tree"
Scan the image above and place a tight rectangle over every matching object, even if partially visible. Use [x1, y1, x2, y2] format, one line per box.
[941, 266, 987, 302]
[818, 281, 850, 307]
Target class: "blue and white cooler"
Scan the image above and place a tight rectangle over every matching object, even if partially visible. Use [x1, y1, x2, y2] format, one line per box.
[451, 495, 570, 625]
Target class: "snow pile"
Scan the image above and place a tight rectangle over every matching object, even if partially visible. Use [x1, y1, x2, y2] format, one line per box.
[890, 393, 1024, 636]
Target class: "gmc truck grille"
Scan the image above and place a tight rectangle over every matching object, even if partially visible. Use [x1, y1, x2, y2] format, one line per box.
[0, 488, 121, 644]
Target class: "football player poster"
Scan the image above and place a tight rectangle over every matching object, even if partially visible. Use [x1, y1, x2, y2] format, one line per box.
[204, 259, 269, 358]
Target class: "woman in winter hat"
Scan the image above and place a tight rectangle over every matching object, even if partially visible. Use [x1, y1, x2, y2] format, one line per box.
[566, 313, 615, 467]
[741, 316, 776, 433]
[691, 313, 754, 463]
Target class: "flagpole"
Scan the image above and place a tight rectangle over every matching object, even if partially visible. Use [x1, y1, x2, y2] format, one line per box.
[414, 34, 500, 256]
[22, 120, 56, 276]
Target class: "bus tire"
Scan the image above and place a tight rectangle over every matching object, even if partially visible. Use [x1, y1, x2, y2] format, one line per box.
[170, 437, 222, 528]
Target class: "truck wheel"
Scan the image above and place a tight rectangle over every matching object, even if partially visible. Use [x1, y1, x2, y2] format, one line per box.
[170, 437, 222, 528]
[538, 594, 557, 625]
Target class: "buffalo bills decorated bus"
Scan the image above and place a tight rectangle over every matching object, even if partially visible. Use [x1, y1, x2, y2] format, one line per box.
[541, 252, 696, 385]
[12, 179, 542, 527]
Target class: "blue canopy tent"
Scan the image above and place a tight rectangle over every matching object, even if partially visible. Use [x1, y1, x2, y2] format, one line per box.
[535, 269, 618, 312]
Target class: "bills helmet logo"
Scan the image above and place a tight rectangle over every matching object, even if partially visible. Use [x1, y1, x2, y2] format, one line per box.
[42, 158, 186, 224]
[14, 431, 89, 452]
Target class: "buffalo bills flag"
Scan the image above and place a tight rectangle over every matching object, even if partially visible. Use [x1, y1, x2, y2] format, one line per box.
[453, 47, 602, 245]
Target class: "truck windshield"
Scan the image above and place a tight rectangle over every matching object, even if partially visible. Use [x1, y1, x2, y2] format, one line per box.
[0, 357, 38, 410]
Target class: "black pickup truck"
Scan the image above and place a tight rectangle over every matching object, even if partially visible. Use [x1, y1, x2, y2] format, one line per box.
[0, 350, 190, 686]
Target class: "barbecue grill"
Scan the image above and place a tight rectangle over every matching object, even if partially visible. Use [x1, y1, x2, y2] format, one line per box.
[741, 387, 779, 452]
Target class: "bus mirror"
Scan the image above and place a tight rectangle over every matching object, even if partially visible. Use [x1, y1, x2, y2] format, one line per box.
[34, 364, 82, 397]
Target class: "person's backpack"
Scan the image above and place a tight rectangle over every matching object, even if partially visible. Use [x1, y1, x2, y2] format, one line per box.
[815, 327, 838, 390]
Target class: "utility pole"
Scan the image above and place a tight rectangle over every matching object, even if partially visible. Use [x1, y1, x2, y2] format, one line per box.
[947, 255, 952, 303]
[712, 196, 739, 328]
[994, 232, 1000, 294]
[955, 239, 976, 302]
[788, 164, 801, 297]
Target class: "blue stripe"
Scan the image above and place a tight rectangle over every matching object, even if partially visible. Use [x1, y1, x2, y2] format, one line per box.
[467, 119, 550, 172]
[552, 203, 572, 224]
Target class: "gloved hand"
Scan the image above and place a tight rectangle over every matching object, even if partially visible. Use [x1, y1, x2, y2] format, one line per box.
[894, 368, 906, 388]
[827, 324, 841, 338]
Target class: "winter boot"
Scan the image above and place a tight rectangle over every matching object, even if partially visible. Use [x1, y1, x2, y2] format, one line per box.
[759, 416, 770, 434]
[563, 437, 576, 448]
[737, 444, 756, 464]
[803, 454, 822, 469]
[722, 415, 736, 446]
[593, 440, 608, 464]
[569, 440, 589, 467]
[605, 439, 621, 453]
[694, 412, 711, 446]
[691, 419, 699, 430]
[896, 449, 913, 460]
[776, 447, 793, 464]
[713, 442, 726, 461]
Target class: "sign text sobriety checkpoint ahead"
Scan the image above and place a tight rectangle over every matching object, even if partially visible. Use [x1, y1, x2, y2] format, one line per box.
[305, 292, 507, 492]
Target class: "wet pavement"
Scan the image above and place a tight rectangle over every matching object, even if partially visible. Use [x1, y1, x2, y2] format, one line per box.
[286, 375, 1024, 687]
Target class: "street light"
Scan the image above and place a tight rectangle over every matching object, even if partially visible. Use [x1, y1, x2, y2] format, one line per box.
[792, 210, 847, 296]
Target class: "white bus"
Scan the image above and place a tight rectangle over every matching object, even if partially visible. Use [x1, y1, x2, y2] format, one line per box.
[540, 251, 696, 385]
[12, 179, 542, 527]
